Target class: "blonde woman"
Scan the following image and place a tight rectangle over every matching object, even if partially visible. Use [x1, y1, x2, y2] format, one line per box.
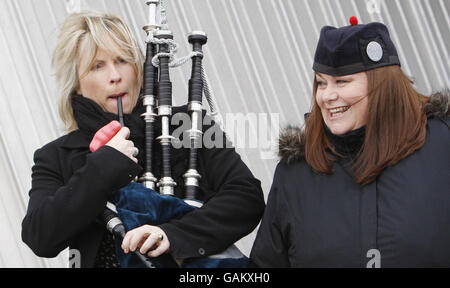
[22, 11, 264, 268]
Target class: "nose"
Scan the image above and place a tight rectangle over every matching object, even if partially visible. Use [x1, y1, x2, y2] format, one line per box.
[321, 85, 339, 103]
[109, 65, 122, 85]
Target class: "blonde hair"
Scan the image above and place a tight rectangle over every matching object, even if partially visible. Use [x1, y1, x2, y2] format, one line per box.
[52, 11, 144, 131]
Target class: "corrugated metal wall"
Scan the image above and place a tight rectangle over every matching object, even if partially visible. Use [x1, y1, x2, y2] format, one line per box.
[0, 0, 448, 267]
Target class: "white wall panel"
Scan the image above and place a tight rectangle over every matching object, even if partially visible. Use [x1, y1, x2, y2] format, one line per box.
[0, 0, 448, 267]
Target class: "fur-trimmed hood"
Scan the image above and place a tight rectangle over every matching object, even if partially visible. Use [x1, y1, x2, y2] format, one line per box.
[278, 90, 450, 163]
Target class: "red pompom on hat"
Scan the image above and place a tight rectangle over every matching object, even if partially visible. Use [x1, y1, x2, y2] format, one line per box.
[349, 16, 358, 26]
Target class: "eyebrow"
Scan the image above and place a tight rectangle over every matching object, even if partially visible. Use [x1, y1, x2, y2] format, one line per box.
[315, 73, 325, 80]
[336, 75, 353, 80]
[93, 55, 124, 62]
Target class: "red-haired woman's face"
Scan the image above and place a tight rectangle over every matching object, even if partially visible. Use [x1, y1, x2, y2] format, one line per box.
[315, 72, 369, 135]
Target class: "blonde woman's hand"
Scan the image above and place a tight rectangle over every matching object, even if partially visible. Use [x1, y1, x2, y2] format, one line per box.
[105, 126, 138, 163]
[121, 225, 170, 257]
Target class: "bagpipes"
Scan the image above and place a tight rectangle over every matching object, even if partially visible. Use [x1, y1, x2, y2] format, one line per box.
[100, 0, 248, 268]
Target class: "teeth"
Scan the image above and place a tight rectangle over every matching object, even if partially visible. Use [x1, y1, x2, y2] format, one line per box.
[330, 106, 349, 113]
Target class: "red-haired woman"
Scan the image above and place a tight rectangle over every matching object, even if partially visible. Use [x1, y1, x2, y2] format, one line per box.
[250, 20, 449, 267]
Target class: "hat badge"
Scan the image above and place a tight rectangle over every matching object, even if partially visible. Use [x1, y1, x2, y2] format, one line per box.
[366, 41, 383, 62]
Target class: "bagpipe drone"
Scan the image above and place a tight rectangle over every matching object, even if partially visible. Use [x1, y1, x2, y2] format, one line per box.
[98, 0, 248, 268]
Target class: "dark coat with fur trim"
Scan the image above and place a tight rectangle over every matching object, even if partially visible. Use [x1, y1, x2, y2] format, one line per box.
[250, 91, 450, 267]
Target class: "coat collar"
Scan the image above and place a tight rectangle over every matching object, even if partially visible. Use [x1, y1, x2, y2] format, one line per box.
[424, 90, 450, 118]
[60, 129, 91, 150]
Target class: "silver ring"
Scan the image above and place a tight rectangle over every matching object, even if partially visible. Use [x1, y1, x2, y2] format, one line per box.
[133, 147, 139, 157]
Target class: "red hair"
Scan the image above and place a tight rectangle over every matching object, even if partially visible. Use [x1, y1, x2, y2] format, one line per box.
[305, 66, 429, 185]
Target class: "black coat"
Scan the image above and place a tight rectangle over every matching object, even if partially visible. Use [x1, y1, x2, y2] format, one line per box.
[250, 92, 450, 268]
[22, 105, 265, 267]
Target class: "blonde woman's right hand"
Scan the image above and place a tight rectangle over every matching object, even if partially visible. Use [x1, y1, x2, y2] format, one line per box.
[106, 127, 138, 163]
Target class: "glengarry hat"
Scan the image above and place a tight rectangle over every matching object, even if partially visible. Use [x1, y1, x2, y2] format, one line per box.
[313, 16, 400, 76]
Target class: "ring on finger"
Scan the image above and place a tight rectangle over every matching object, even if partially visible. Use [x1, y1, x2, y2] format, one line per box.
[133, 147, 139, 157]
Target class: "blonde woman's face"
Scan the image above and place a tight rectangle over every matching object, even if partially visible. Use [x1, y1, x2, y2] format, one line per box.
[315, 72, 369, 135]
[77, 48, 140, 114]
